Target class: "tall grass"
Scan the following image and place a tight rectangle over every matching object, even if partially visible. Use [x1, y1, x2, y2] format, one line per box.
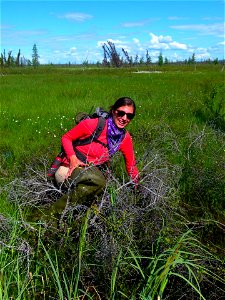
[126, 230, 217, 300]
[1, 214, 224, 299]
[0, 214, 32, 299]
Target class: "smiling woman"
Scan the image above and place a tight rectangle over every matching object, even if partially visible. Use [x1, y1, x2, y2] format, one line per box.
[33, 96, 139, 224]
[57, 97, 138, 182]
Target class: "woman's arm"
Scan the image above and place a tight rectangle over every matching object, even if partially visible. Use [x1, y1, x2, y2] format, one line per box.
[119, 132, 139, 184]
[61, 119, 98, 175]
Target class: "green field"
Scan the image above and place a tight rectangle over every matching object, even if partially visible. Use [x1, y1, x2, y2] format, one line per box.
[0, 64, 224, 299]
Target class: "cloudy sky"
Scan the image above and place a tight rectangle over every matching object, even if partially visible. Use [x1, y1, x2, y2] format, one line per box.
[1, 0, 224, 64]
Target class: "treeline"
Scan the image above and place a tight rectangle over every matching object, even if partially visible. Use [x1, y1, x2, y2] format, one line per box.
[1, 41, 222, 68]
[0, 49, 34, 67]
[101, 40, 219, 67]
[1, 44, 40, 67]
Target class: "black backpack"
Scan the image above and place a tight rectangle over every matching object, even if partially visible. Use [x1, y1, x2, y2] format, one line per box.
[47, 107, 109, 177]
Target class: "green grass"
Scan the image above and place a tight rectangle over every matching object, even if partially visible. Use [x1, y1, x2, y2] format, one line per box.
[0, 65, 224, 170]
[0, 64, 224, 299]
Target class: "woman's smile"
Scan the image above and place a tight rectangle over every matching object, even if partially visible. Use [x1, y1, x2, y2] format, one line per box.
[112, 105, 134, 129]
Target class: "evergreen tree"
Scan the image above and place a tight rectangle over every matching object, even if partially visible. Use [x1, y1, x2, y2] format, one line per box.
[134, 54, 139, 65]
[32, 44, 40, 67]
[191, 53, 196, 64]
[139, 56, 144, 65]
[146, 49, 151, 65]
[164, 57, 169, 64]
[158, 52, 163, 66]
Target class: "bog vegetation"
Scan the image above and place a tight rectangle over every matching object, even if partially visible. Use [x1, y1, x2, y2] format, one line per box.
[0, 63, 224, 299]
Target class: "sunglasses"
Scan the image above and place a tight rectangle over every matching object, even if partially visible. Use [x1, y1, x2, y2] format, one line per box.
[115, 109, 135, 120]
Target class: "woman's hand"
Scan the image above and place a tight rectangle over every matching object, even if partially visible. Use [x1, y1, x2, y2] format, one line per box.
[67, 155, 85, 177]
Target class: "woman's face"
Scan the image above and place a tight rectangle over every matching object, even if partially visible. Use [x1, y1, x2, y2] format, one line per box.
[112, 105, 134, 129]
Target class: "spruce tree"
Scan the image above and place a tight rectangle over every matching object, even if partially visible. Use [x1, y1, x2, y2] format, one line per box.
[32, 44, 40, 67]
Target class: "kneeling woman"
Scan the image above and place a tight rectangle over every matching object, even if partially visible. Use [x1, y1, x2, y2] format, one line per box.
[46, 97, 139, 220]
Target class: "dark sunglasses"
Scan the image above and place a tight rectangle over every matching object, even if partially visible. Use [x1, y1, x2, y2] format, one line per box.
[116, 109, 135, 120]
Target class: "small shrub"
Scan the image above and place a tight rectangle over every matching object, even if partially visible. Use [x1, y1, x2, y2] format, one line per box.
[201, 82, 225, 130]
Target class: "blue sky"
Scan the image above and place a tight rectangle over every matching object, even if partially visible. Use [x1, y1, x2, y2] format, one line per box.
[1, 0, 224, 64]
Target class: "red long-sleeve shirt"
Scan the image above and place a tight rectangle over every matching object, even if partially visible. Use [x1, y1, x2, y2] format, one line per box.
[61, 118, 139, 182]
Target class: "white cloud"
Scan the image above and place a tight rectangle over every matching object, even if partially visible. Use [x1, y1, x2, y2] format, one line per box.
[149, 33, 159, 44]
[150, 32, 188, 50]
[168, 16, 189, 21]
[201, 17, 223, 21]
[122, 21, 145, 27]
[121, 18, 155, 28]
[70, 47, 77, 53]
[196, 47, 208, 53]
[149, 33, 172, 47]
[170, 22, 224, 36]
[15, 30, 46, 36]
[58, 12, 93, 22]
[97, 38, 126, 48]
[133, 38, 140, 45]
[191, 47, 212, 60]
[196, 52, 211, 60]
[158, 35, 173, 43]
[169, 41, 187, 50]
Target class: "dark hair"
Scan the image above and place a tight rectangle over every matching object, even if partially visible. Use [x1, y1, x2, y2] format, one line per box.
[110, 97, 136, 116]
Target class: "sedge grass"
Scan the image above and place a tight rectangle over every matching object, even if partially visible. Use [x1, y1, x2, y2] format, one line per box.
[75, 207, 90, 296]
[0, 216, 32, 300]
[124, 229, 225, 300]
[110, 249, 123, 300]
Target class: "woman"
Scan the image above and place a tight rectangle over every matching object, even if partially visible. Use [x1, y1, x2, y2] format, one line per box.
[38, 97, 139, 223]
[55, 96, 139, 188]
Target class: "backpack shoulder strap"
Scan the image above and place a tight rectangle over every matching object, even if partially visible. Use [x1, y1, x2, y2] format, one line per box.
[92, 116, 106, 141]
[72, 117, 107, 164]
[72, 116, 107, 147]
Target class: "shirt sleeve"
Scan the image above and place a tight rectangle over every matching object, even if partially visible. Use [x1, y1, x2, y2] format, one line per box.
[119, 132, 139, 183]
[61, 119, 98, 158]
